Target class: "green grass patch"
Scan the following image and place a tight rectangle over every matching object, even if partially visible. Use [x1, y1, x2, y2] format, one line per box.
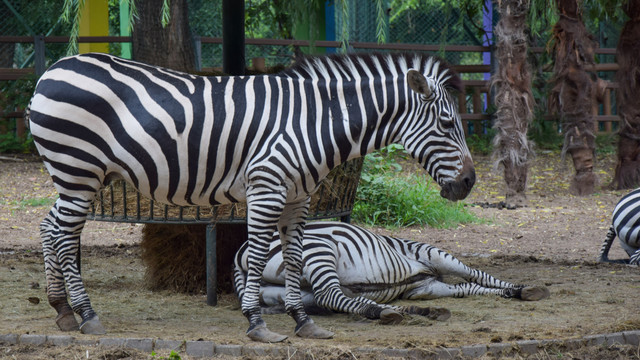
[10, 197, 55, 210]
[352, 145, 479, 229]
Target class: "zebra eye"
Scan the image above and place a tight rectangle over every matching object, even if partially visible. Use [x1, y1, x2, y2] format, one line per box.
[440, 116, 455, 130]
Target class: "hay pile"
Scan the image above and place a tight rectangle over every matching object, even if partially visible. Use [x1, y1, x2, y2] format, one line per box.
[131, 158, 363, 294]
[141, 224, 208, 294]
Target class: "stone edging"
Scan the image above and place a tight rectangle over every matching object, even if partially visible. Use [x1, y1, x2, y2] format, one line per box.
[1, 330, 639, 358]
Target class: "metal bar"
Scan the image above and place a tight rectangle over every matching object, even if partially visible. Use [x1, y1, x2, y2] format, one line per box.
[194, 35, 202, 72]
[122, 182, 128, 220]
[136, 191, 141, 221]
[109, 183, 115, 216]
[33, 35, 46, 77]
[206, 224, 217, 306]
[222, 0, 245, 76]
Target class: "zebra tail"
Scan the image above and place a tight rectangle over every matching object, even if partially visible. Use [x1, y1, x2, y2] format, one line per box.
[598, 226, 617, 263]
[24, 97, 33, 130]
[232, 259, 247, 301]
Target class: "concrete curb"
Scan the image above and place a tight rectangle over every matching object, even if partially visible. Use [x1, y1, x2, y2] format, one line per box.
[1, 330, 639, 358]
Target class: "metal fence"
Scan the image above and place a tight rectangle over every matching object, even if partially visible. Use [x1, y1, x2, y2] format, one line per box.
[0, 0, 628, 141]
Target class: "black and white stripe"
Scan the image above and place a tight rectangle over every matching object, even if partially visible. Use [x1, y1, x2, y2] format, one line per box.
[28, 52, 475, 341]
[234, 222, 549, 322]
[599, 188, 640, 265]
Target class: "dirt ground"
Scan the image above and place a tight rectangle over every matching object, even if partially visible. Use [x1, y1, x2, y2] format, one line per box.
[1, 152, 640, 359]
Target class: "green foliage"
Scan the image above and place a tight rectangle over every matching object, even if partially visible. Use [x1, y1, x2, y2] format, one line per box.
[595, 133, 617, 156]
[0, 133, 33, 154]
[0, 76, 37, 154]
[352, 145, 478, 229]
[465, 132, 493, 156]
[0, 76, 37, 112]
[528, 118, 563, 151]
[151, 350, 181, 360]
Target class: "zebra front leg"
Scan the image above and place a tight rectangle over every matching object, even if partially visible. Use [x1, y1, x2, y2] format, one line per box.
[278, 199, 333, 339]
[45, 199, 105, 334]
[313, 285, 402, 323]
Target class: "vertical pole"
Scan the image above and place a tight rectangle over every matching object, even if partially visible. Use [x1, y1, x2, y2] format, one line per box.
[120, 1, 132, 59]
[206, 223, 217, 306]
[194, 35, 202, 72]
[78, 0, 109, 54]
[222, 0, 245, 75]
[483, 0, 494, 135]
[482, 0, 493, 83]
[34, 35, 45, 77]
[325, 0, 336, 54]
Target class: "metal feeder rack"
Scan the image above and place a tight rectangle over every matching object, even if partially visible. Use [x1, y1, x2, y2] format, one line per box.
[86, 158, 364, 305]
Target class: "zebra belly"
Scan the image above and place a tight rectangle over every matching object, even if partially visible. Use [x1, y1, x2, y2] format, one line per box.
[340, 273, 434, 303]
[28, 98, 252, 207]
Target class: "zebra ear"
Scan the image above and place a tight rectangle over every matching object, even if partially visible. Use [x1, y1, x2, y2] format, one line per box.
[407, 70, 433, 98]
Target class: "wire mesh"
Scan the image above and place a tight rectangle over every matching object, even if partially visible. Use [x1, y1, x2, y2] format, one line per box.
[0, 1, 626, 70]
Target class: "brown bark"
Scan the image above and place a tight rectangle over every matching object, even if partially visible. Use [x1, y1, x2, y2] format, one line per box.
[131, 0, 196, 72]
[491, 0, 534, 206]
[612, 0, 640, 189]
[130, 1, 227, 293]
[549, 0, 599, 195]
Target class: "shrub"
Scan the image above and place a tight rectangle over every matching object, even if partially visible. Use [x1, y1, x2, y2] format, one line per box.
[352, 145, 478, 228]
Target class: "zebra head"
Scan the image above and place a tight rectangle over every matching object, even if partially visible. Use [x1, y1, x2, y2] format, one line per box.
[402, 62, 475, 201]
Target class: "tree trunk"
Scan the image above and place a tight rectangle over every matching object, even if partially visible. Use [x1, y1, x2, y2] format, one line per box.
[612, 0, 640, 189]
[491, 0, 534, 206]
[549, 0, 602, 195]
[130, 1, 243, 294]
[131, 0, 196, 72]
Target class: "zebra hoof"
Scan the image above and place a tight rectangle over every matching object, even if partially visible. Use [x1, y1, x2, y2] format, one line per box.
[55, 312, 79, 332]
[247, 324, 288, 343]
[379, 309, 404, 325]
[79, 316, 106, 335]
[427, 307, 451, 321]
[295, 320, 334, 339]
[520, 286, 550, 301]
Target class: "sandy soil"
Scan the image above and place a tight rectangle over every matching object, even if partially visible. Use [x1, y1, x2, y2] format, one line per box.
[1, 152, 639, 359]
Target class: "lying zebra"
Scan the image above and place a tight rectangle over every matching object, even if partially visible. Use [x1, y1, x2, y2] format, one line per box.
[233, 222, 550, 324]
[599, 188, 640, 265]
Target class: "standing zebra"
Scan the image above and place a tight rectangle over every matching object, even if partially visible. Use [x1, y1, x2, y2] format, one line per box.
[27, 52, 475, 342]
[234, 222, 550, 324]
[598, 188, 640, 265]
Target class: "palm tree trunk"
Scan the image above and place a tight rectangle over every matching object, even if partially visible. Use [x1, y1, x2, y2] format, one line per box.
[549, 0, 599, 195]
[612, 0, 640, 189]
[491, 0, 534, 206]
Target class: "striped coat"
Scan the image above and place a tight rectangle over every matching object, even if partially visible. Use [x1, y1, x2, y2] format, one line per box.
[28, 52, 475, 341]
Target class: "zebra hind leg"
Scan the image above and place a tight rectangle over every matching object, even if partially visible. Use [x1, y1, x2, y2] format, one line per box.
[278, 202, 333, 340]
[41, 212, 79, 331]
[630, 249, 640, 265]
[43, 198, 105, 335]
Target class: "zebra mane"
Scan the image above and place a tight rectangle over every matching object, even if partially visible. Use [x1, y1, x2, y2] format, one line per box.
[280, 52, 462, 93]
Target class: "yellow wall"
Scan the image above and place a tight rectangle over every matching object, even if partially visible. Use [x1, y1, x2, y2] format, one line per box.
[78, 0, 109, 54]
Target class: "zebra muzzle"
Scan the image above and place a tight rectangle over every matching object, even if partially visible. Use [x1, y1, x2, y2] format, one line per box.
[440, 161, 475, 201]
